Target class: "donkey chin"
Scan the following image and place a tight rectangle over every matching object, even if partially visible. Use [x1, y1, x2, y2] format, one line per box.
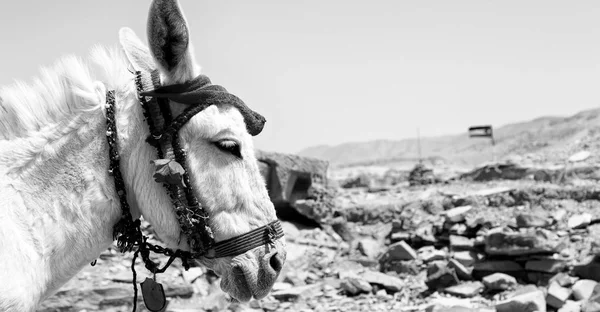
[210, 240, 287, 302]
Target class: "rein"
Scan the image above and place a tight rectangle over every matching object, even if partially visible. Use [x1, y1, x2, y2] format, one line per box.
[103, 70, 283, 311]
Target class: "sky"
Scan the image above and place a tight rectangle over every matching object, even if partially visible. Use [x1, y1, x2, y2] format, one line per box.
[1, 1, 600, 153]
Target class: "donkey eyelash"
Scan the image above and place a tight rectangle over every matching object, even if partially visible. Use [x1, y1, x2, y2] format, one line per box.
[213, 139, 242, 159]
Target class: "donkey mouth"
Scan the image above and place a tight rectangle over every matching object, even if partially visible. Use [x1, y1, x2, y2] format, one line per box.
[222, 264, 254, 302]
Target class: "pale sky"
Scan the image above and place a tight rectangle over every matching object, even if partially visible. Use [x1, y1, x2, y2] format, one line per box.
[1, 1, 599, 153]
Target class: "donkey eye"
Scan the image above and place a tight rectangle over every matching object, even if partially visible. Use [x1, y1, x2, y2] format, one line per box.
[213, 140, 242, 159]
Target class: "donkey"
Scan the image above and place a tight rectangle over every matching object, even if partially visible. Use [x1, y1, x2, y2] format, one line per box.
[0, 0, 286, 311]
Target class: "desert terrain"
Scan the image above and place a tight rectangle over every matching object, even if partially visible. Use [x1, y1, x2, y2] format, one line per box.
[39, 108, 600, 312]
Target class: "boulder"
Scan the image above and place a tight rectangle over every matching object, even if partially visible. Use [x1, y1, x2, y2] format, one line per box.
[381, 241, 418, 261]
[340, 277, 373, 296]
[444, 206, 473, 223]
[574, 256, 600, 282]
[485, 227, 566, 256]
[448, 259, 473, 281]
[444, 282, 484, 298]
[357, 238, 383, 259]
[573, 279, 598, 301]
[419, 246, 447, 263]
[525, 259, 567, 274]
[426, 261, 459, 290]
[558, 300, 582, 312]
[271, 284, 322, 301]
[360, 270, 404, 292]
[482, 273, 517, 291]
[495, 288, 546, 312]
[568, 213, 593, 229]
[473, 261, 524, 280]
[546, 281, 572, 309]
[450, 235, 475, 250]
[453, 251, 480, 267]
[582, 283, 600, 312]
[516, 213, 551, 228]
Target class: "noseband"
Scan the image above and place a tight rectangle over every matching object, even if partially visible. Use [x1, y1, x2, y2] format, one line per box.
[104, 69, 283, 310]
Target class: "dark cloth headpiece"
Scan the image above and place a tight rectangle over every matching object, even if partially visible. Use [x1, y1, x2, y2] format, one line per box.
[140, 75, 266, 136]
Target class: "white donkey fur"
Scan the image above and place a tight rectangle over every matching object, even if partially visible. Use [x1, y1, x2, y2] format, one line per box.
[0, 10, 281, 312]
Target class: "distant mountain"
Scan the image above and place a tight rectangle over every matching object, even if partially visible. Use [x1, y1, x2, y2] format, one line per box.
[298, 108, 600, 167]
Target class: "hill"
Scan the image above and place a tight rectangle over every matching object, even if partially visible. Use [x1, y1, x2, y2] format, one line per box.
[298, 108, 600, 167]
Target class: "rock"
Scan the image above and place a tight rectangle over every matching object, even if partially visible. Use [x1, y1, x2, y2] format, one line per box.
[558, 300, 582, 312]
[527, 271, 555, 285]
[448, 259, 473, 281]
[473, 261, 524, 280]
[445, 206, 473, 223]
[330, 217, 356, 242]
[553, 209, 568, 222]
[546, 281, 573, 309]
[341, 173, 372, 188]
[485, 227, 566, 256]
[408, 163, 439, 186]
[413, 222, 438, 245]
[450, 223, 468, 235]
[471, 186, 515, 197]
[426, 296, 494, 312]
[360, 270, 404, 292]
[271, 284, 322, 301]
[390, 231, 412, 243]
[582, 283, 600, 312]
[426, 261, 459, 290]
[444, 281, 484, 298]
[568, 213, 593, 229]
[482, 273, 517, 291]
[341, 277, 373, 296]
[419, 246, 447, 263]
[453, 251, 479, 267]
[450, 235, 475, 250]
[569, 150, 591, 162]
[574, 256, 600, 282]
[357, 238, 382, 259]
[551, 272, 579, 287]
[525, 259, 567, 273]
[272, 282, 293, 292]
[495, 289, 546, 312]
[516, 213, 551, 228]
[573, 280, 599, 301]
[383, 260, 421, 275]
[381, 240, 418, 261]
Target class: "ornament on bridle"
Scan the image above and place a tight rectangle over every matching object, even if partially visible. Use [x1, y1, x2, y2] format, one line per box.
[152, 158, 186, 187]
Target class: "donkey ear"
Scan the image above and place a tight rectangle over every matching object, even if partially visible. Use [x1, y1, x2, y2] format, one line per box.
[147, 0, 198, 83]
[119, 27, 156, 73]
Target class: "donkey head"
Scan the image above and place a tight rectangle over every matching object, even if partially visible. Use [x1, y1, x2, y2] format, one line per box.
[119, 0, 285, 302]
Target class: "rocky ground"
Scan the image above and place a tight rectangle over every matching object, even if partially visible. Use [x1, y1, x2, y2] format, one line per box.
[39, 154, 600, 312]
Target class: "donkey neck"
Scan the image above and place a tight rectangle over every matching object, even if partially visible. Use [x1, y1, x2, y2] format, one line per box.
[0, 105, 124, 308]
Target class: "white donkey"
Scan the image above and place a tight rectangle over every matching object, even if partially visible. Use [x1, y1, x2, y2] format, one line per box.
[0, 0, 286, 311]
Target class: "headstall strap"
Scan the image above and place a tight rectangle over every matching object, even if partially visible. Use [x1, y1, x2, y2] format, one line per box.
[106, 69, 283, 311]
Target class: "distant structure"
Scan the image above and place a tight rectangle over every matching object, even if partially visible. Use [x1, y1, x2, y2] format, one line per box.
[468, 125, 496, 162]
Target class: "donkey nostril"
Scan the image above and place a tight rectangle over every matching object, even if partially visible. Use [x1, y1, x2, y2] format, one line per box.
[268, 252, 283, 273]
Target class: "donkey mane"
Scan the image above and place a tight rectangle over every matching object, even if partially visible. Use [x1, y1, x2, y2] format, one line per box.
[0, 46, 131, 141]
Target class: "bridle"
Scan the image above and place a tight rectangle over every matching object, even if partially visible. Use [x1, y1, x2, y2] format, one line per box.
[103, 69, 284, 311]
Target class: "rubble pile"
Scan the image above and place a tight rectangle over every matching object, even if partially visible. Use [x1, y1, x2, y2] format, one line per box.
[409, 163, 440, 186]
